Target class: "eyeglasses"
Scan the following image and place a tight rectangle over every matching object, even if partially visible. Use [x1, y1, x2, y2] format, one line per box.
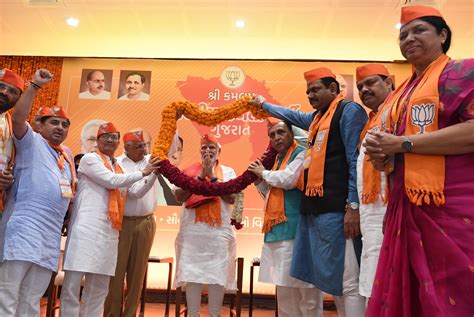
[0, 83, 21, 96]
[99, 133, 119, 141]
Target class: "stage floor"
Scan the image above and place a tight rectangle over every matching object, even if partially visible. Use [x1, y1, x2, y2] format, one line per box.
[40, 300, 339, 316]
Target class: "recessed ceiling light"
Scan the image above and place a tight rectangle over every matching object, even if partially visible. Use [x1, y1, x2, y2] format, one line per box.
[66, 17, 79, 28]
[395, 22, 402, 29]
[235, 20, 245, 29]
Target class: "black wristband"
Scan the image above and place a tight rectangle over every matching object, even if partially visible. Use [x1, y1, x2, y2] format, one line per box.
[211, 177, 219, 183]
[29, 81, 42, 89]
[197, 176, 204, 181]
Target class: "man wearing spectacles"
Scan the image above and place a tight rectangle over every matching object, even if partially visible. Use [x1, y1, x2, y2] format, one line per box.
[104, 130, 160, 316]
[79, 70, 111, 100]
[61, 123, 161, 316]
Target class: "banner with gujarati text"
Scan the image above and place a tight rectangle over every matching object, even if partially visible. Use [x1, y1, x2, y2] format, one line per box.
[58, 58, 410, 294]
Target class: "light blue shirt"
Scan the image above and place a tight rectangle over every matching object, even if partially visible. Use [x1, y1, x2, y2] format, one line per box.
[0, 126, 72, 271]
[263, 101, 367, 204]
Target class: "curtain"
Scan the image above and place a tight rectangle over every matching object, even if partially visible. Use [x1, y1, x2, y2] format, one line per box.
[0, 56, 63, 123]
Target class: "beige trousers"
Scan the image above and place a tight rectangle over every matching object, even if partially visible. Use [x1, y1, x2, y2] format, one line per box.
[103, 214, 156, 317]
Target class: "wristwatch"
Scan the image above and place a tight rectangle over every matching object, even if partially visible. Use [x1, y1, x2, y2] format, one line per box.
[349, 202, 359, 210]
[401, 137, 414, 153]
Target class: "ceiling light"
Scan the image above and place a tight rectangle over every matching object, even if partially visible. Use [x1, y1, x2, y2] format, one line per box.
[235, 20, 245, 29]
[395, 22, 402, 29]
[66, 17, 79, 28]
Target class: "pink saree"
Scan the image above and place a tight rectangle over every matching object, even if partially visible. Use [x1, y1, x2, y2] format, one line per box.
[367, 59, 474, 317]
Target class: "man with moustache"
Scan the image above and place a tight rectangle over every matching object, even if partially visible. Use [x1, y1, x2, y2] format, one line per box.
[0, 69, 23, 213]
[119, 72, 150, 101]
[354, 64, 393, 301]
[250, 67, 367, 316]
[79, 70, 111, 100]
[104, 130, 159, 317]
[61, 122, 159, 317]
[248, 118, 323, 317]
[0, 69, 76, 316]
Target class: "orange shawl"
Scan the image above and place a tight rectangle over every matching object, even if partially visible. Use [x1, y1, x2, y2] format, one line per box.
[297, 93, 345, 196]
[48, 141, 76, 198]
[384, 54, 449, 206]
[184, 162, 224, 227]
[98, 152, 126, 230]
[262, 141, 298, 233]
[360, 109, 392, 205]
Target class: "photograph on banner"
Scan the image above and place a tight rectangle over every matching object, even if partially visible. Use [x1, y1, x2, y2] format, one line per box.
[118, 70, 152, 101]
[336, 74, 354, 101]
[78, 69, 112, 100]
[79, 118, 107, 154]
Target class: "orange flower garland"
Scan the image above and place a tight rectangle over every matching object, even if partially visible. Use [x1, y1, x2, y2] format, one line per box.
[151, 96, 268, 159]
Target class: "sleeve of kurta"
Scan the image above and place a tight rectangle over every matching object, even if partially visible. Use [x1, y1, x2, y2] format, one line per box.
[79, 154, 143, 190]
[262, 102, 316, 131]
[261, 151, 304, 190]
[255, 181, 270, 199]
[339, 102, 368, 204]
[126, 173, 157, 198]
[13, 124, 35, 150]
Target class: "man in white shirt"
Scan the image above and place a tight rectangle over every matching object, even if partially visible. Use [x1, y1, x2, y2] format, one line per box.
[354, 64, 393, 301]
[104, 130, 159, 317]
[118, 73, 150, 101]
[248, 119, 323, 317]
[79, 70, 111, 100]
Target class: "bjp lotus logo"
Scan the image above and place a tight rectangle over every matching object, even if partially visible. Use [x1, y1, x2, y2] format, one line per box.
[315, 130, 326, 151]
[411, 104, 435, 134]
[220, 66, 245, 89]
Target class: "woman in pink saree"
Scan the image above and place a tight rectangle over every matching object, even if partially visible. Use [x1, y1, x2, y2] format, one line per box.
[364, 5, 474, 317]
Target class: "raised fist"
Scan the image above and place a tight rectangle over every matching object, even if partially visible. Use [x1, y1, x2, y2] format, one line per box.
[32, 69, 53, 87]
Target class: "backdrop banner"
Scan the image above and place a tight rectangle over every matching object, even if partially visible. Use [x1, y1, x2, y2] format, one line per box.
[58, 57, 410, 293]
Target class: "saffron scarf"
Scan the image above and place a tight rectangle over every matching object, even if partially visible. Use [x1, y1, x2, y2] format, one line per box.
[360, 109, 392, 205]
[47, 140, 76, 198]
[297, 93, 345, 196]
[98, 151, 126, 230]
[262, 141, 298, 233]
[0, 113, 14, 211]
[384, 53, 450, 206]
[184, 161, 224, 227]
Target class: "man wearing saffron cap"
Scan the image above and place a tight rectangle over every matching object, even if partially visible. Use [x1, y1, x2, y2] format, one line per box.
[364, 5, 474, 316]
[354, 63, 394, 302]
[0, 68, 24, 214]
[248, 118, 323, 317]
[0, 69, 75, 316]
[104, 130, 160, 317]
[250, 66, 367, 316]
[60, 123, 160, 317]
[172, 133, 237, 317]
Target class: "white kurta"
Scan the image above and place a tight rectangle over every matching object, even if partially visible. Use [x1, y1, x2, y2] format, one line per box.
[173, 165, 237, 291]
[256, 152, 313, 288]
[63, 153, 143, 276]
[356, 135, 387, 297]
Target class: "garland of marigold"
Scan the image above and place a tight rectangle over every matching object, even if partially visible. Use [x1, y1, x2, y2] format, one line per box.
[152, 96, 277, 197]
[152, 96, 268, 160]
